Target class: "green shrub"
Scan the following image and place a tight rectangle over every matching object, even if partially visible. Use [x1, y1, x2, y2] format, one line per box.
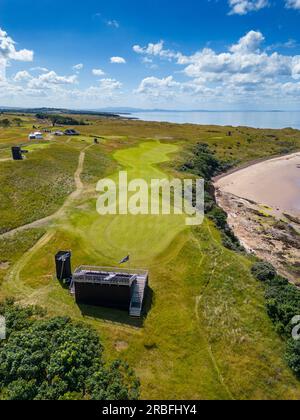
[285, 339, 300, 378]
[0, 300, 139, 400]
[251, 262, 277, 282]
[251, 261, 300, 378]
[208, 206, 228, 230]
[265, 279, 300, 337]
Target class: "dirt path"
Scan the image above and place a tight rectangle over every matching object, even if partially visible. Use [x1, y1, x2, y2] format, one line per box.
[3, 144, 92, 299]
[6, 231, 55, 297]
[0, 144, 93, 240]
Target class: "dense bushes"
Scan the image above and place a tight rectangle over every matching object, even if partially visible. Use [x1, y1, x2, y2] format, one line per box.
[181, 142, 243, 252]
[181, 143, 233, 180]
[0, 119, 11, 128]
[252, 262, 300, 377]
[286, 340, 300, 377]
[251, 262, 277, 282]
[0, 300, 139, 400]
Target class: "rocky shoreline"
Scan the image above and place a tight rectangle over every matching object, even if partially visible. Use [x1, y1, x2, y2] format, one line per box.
[214, 155, 300, 286]
[215, 186, 300, 285]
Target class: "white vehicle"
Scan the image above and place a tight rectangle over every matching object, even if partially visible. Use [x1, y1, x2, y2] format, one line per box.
[54, 131, 64, 136]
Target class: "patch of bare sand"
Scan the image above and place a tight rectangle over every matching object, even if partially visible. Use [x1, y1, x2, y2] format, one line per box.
[0, 262, 10, 270]
[115, 341, 129, 352]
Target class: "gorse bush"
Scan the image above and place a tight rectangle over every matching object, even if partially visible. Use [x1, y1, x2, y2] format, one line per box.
[265, 276, 300, 338]
[251, 262, 300, 377]
[181, 142, 232, 180]
[181, 142, 243, 252]
[0, 300, 140, 400]
[251, 262, 277, 282]
[285, 339, 300, 378]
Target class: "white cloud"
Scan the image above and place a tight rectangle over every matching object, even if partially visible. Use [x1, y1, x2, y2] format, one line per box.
[106, 20, 120, 28]
[0, 64, 6, 82]
[135, 75, 215, 103]
[285, 0, 300, 9]
[74, 78, 123, 103]
[0, 28, 34, 62]
[142, 57, 153, 64]
[133, 41, 164, 56]
[27, 70, 78, 89]
[228, 0, 269, 15]
[5, 24, 300, 110]
[133, 41, 180, 61]
[133, 30, 300, 107]
[0, 75, 124, 108]
[136, 76, 180, 99]
[0, 27, 33, 81]
[110, 56, 126, 64]
[14, 70, 32, 82]
[30, 67, 49, 73]
[180, 31, 297, 82]
[92, 68, 106, 76]
[229, 30, 265, 53]
[99, 78, 122, 90]
[73, 63, 83, 72]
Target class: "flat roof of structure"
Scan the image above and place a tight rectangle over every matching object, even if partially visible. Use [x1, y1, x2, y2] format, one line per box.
[73, 266, 148, 287]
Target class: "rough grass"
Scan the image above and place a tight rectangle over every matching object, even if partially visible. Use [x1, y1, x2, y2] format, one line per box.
[1, 115, 300, 400]
[0, 228, 45, 291]
[0, 143, 80, 233]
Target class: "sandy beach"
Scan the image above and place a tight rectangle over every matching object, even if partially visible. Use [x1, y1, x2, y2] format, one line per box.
[215, 152, 300, 218]
[215, 152, 300, 282]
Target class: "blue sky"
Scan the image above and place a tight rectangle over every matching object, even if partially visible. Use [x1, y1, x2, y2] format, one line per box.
[1, 0, 300, 109]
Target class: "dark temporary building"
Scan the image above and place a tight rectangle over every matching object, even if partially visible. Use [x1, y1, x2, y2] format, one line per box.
[72, 266, 148, 317]
[55, 251, 72, 281]
[11, 146, 28, 161]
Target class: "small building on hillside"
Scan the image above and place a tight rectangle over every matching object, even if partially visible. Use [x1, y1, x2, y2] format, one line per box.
[72, 266, 148, 317]
[28, 131, 43, 140]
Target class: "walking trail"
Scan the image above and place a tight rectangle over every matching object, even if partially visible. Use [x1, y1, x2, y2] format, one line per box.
[0, 144, 92, 239]
[4, 143, 93, 299]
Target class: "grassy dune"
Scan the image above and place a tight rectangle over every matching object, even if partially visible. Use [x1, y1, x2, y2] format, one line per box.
[1, 115, 300, 399]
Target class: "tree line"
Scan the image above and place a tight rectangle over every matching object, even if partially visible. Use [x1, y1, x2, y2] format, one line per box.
[35, 113, 87, 127]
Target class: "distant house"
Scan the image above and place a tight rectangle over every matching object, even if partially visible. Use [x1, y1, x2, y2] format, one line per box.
[64, 129, 80, 136]
[28, 131, 43, 140]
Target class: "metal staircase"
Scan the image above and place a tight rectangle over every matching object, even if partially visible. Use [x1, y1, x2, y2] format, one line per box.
[130, 276, 147, 317]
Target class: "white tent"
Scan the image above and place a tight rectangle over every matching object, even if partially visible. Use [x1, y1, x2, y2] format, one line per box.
[28, 132, 43, 140]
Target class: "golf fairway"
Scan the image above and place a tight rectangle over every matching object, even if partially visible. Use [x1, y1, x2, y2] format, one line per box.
[64, 140, 188, 266]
